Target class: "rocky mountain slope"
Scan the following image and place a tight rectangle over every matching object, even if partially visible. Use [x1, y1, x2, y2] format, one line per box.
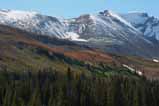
[67, 10, 159, 58]
[121, 12, 159, 42]
[0, 9, 86, 41]
[0, 9, 68, 38]
[0, 9, 159, 58]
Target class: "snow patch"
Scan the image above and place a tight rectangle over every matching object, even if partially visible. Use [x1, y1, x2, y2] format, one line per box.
[153, 59, 159, 63]
[66, 32, 87, 42]
[122, 64, 143, 76]
[137, 71, 143, 76]
[123, 64, 135, 72]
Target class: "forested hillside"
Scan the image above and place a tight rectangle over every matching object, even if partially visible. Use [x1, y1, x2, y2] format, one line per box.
[0, 68, 159, 106]
[0, 25, 159, 106]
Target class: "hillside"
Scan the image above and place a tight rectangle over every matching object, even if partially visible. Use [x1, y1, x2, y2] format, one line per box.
[0, 25, 159, 78]
[0, 25, 138, 78]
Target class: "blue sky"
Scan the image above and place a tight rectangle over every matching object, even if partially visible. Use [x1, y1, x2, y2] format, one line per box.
[0, 0, 158, 18]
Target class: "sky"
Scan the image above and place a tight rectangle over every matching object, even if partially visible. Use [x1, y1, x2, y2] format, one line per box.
[0, 0, 158, 18]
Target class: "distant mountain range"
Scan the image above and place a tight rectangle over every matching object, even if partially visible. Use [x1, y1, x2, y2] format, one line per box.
[0, 9, 159, 58]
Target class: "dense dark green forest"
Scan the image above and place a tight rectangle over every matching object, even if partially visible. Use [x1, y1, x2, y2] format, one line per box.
[0, 68, 158, 106]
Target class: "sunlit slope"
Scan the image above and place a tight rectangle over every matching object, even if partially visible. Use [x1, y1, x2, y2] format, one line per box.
[0, 25, 158, 79]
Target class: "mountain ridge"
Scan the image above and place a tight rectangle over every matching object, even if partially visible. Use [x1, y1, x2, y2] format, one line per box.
[121, 12, 159, 41]
[0, 9, 159, 58]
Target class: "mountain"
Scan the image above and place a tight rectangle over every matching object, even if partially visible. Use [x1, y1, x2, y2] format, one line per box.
[0, 9, 86, 41]
[121, 12, 159, 42]
[0, 9, 65, 37]
[67, 10, 159, 58]
[0, 9, 159, 58]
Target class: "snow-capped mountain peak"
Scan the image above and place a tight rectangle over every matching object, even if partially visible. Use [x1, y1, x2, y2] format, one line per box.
[0, 9, 88, 42]
[99, 10, 139, 31]
[121, 12, 159, 41]
[0, 9, 70, 38]
[0, 9, 37, 20]
[67, 10, 150, 46]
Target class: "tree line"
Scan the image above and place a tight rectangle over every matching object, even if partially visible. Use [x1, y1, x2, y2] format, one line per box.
[0, 68, 158, 106]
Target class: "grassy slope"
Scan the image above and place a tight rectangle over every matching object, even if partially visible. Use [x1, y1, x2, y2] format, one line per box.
[112, 55, 159, 79]
[0, 29, 79, 73]
[0, 25, 158, 79]
[0, 25, 139, 79]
